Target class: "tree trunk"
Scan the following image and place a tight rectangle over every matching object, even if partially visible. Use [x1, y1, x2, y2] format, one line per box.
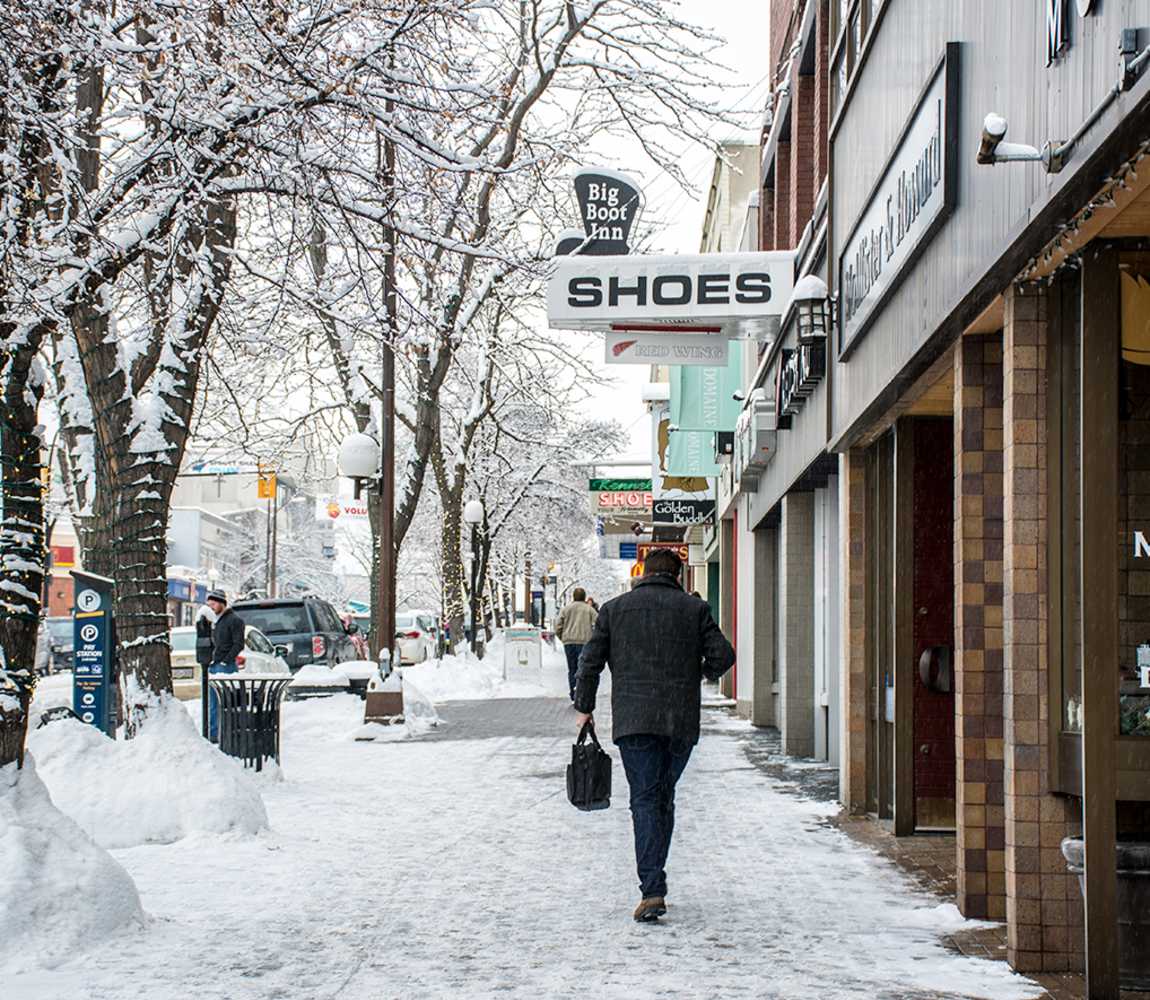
[0, 351, 45, 768]
[441, 497, 465, 656]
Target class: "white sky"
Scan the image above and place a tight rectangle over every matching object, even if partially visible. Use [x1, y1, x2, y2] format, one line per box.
[571, 1, 772, 464]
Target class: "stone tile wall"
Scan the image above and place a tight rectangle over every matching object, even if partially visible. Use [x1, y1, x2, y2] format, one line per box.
[840, 450, 869, 813]
[780, 491, 815, 756]
[953, 334, 1006, 920]
[1002, 285, 1083, 973]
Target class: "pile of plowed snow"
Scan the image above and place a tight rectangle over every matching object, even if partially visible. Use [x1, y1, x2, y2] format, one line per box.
[0, 758, 143, 974]
[27, 698, 267, 849]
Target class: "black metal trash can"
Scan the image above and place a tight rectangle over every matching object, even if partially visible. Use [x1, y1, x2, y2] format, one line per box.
[209, 676, 292, 772]
[1061, 836, 1150, 990]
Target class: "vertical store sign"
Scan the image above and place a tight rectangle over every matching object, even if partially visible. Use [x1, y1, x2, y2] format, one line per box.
[71, 570, 115, 735]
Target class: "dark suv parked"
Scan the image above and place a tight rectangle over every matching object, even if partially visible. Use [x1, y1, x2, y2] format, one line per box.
[230, 596, 356, 671]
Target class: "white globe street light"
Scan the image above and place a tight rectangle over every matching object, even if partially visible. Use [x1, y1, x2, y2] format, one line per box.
[463, 499, 484, 525]
[338, 432, 381, 482]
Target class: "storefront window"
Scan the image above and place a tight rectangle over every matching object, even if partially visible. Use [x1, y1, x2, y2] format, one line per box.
[1119, 256, 1150, 736]
[832, 50, 847, 117]
[837, 0, 851, 38]
[1054, 275, 1084, 734]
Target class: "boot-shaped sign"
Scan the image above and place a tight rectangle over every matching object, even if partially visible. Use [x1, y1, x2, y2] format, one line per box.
[555, 167, 643, 256]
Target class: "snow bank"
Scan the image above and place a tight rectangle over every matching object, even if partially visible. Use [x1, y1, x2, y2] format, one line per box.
[0, 758, 143, 974]
[399, 634, 569, 702]
[289, 664, 350, 689]
[399, 652, 505, 701]
[399, 677, 439, 735]
[333, 660, 377, 683]
[27, 699, 267, 849]
[29, 671, 74, 724]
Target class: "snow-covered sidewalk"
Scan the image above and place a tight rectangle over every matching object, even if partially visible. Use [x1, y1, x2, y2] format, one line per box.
[9, 654, 1043, 1000]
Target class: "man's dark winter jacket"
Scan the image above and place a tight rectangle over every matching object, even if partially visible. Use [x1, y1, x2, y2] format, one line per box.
[211, 608, 246, 665]
[573, 574, 735, 745]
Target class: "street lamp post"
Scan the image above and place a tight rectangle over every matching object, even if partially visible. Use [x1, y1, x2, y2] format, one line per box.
[463, 499, 484, 658]
[338, 432, 394, 675]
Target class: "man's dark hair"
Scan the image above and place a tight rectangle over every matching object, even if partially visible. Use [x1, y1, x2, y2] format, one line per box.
[643, 549, 681, 578]
[572, 586, 586, 602]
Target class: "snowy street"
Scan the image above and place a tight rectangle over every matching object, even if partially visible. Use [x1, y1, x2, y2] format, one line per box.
[9, 654, 1042, 1000]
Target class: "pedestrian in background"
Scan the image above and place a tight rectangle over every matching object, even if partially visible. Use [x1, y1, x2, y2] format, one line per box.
[574, 549, 735, 923]
[205, 591, 244, 742]
[555, 586, 597, 702]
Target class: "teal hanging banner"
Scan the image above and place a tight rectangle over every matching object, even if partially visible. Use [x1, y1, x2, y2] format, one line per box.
[665, 429, 721, 477]
[668, 351, 742, 434]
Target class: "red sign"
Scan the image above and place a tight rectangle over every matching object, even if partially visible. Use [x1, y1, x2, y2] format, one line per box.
[595, 490, 653, 511]
[50, 545, 75, 568]
[636, 542, 690, 564]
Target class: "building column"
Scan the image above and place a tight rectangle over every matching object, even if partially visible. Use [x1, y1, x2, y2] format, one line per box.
[751, 525, 777, 727]
[735, 503, 758, 719]
[1002, 284, 1083, 973]
[779, 491, 815, 757]
[840, 450, 868, 813]
[954, 333, 1007, 920]
[719, 515, 736, 700]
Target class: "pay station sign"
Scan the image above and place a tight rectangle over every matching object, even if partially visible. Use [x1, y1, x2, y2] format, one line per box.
[72, 571, 115, 735]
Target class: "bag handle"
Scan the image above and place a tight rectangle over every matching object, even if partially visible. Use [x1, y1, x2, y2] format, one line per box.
[577, 718, 603, 750]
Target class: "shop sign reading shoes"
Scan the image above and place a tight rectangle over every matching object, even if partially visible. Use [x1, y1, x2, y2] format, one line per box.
[547, 168, 794, 345]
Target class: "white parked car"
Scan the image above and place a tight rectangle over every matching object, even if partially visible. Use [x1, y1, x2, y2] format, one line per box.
[170, 624, 291, 700]
[395, 612, 436, 664]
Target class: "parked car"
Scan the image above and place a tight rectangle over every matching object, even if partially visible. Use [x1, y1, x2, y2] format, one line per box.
[395, 611, 437, 664]
[231, 596, 357, 671]
[170, 624, 292, 700]
[44, 616, 74, 673]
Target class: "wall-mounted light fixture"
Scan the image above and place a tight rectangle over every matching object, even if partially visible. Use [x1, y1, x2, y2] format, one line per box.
[791, 274, 830, 345]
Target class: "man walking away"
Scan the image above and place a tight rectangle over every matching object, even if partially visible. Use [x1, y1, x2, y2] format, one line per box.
[573, 549, 734, 922]
[206, 590, 245, 742]
[555, 587, 597, 702]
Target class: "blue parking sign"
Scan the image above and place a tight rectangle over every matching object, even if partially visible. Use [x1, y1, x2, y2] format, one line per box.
[72, 572, 115, 736]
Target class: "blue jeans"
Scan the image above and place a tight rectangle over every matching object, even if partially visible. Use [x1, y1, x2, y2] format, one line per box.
[617, 734, 693, 900]
[564, 644, 584, 700]
[207, 661, 238, 741]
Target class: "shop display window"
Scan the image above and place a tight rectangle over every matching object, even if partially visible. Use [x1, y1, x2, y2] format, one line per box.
[1051, 255, 1150, 797]
[1118, 256, 1150, 737]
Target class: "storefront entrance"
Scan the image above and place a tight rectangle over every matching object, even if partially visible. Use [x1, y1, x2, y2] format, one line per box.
[865, 417, 956, 833]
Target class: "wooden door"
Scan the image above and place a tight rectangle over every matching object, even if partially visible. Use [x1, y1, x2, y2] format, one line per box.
[911, 418, 957, 830]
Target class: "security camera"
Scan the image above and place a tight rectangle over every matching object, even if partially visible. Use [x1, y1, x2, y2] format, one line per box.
[977, 111, 1058, 170]
[732, 390, 746, 402]
[977, 113, 1008, 163]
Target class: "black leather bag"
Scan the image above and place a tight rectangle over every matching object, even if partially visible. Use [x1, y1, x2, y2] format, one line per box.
[567, 720, 612, 811]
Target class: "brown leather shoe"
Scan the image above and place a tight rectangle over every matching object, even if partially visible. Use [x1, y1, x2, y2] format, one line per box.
[633, 897, 667, 922]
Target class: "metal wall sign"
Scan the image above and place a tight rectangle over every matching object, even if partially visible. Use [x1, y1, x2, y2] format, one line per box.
[598, 536, 641, 560]
[590, 485, 653, 517]
[549, 251, 795, 340]
[555, 168, 643, 256]
[589, 477, 651, 492]
[652, 498, 716, 525]
[837, 44, 959, 358]
[605, 331, 730, 366]
[776, 340, 828, 421]
[72, 571, 115, 736]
